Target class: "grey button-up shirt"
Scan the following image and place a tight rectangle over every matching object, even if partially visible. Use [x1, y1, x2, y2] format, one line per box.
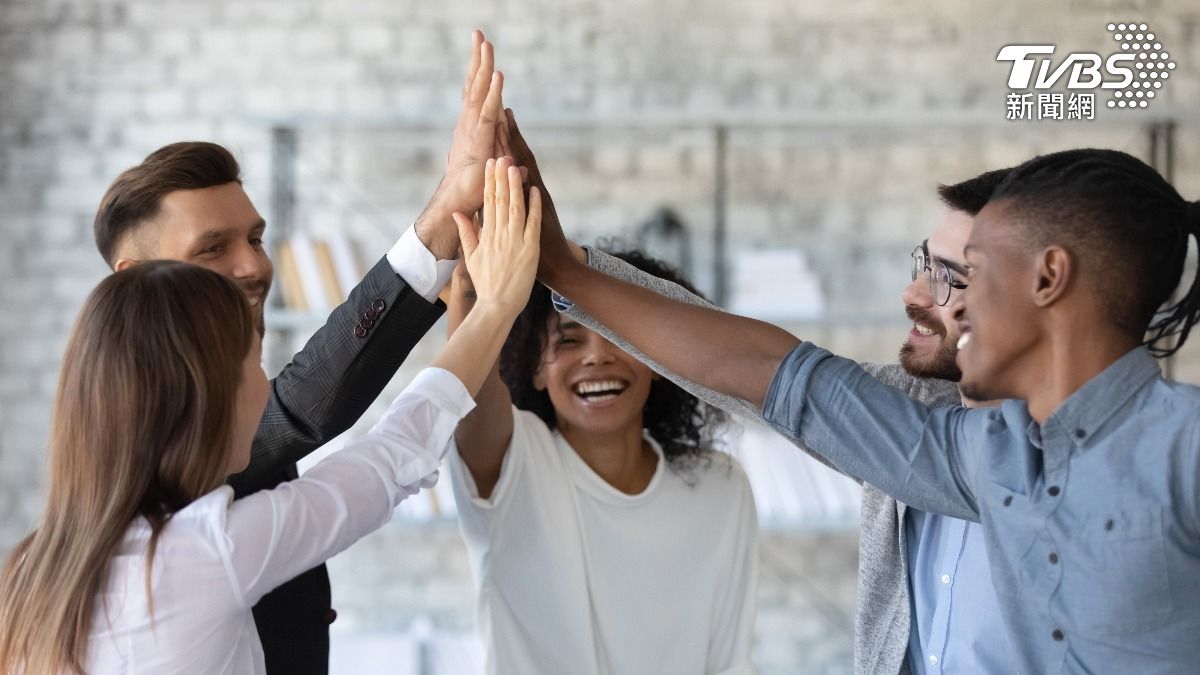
[764, 343, 1200, 674]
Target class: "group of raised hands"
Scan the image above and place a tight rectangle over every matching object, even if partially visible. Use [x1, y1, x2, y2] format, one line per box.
[416, 30, 583, 318]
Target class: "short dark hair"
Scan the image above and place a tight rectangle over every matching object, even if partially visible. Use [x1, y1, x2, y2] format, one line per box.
[990, 148, 1200, 356]
[498, 247, 727, 467]
[93, 142, 242, 265]
[937, 167, 1014, 216]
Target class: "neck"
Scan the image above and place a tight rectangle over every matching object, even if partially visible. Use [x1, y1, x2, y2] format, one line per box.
[559, 418, 658, 495]
[1022, 325, 1138, 424]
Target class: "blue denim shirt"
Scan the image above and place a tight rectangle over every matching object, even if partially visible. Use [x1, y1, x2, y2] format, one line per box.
[763, 344, 1200, 674]
[906, 511, 1013, 674]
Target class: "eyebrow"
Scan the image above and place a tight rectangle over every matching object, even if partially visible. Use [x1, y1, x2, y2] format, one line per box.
[195, 219, 267, 242]
[558, 320, 582, 331]
[937, 257, 969, 276]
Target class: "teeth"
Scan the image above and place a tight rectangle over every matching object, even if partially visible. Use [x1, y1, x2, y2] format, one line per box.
[574, 380, 627, 395]
[957, 333, 971, 350]
[914, 324, 934, 336]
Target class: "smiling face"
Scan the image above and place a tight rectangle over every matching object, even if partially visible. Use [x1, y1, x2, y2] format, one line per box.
[899, 209, 973, 381]
[953, 200, 1043, 401]
[114, 183, 273, 335]
[533, 316, 656, 437]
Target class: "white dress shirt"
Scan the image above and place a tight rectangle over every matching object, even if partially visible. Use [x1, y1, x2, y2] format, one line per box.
[84, 368, 474, 674]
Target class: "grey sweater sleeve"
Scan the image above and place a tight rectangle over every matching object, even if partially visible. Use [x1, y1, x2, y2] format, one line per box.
[558, 248, 763, 421]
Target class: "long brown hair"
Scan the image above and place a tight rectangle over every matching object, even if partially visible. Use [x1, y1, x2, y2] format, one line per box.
[0, 260, 255, 674]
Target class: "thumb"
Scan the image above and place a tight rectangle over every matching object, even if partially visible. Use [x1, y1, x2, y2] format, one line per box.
[453, 211, 480, 258]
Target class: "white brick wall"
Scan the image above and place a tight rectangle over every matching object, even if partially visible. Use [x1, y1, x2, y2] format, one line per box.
[2, 2, 1199, 672]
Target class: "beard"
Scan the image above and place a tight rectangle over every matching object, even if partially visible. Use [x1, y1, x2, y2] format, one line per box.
[898, 305, 962, 381]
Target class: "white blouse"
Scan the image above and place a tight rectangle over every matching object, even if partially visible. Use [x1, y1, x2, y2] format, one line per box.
[83, 368, 474, 674]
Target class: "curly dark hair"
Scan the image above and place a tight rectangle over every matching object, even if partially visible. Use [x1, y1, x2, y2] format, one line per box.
[498, 247, 727, 468]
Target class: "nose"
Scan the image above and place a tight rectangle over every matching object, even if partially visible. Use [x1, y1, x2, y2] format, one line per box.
[231, 242, 271, 284]
[901, 274, 932, 308]
[949, 287, 967, 323]
[580, 334, 618, 367]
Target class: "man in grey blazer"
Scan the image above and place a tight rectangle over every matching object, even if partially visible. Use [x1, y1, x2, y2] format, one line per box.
[504, 112, 1013, 674]
[88, 32, 504, 675]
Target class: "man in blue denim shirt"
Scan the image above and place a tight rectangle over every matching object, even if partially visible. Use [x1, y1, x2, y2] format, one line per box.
[536, 148, 1200, 673]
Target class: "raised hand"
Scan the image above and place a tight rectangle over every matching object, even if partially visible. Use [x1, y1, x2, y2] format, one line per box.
[452, 157, 542, 315]
[414, 30, 505, 260]
[501, 108, 585, 285]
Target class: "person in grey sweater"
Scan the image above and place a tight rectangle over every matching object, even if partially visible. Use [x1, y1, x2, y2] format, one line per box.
[500, 107, 1014, 674]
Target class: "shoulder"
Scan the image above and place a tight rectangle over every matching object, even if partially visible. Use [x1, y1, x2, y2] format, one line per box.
[125, 488, 235, 561]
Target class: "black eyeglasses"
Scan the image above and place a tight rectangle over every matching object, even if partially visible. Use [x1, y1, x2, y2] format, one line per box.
[911, 240, 968, 306]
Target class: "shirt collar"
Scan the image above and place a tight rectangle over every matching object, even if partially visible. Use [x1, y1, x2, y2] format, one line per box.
[1042, 346, 1161, 447]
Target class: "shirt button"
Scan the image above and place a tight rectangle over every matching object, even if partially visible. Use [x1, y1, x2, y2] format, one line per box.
[1052, 629, 1065, 641]
[1074, 428, 1086, 439]
[417, 275, 429, 289]
[929, 655, 939, 665]
[1047, 485, 1061, 497]
[1049, 552, 1058, 564]
[1003, 495, 1013, 506]
[941, 574, 951, 584]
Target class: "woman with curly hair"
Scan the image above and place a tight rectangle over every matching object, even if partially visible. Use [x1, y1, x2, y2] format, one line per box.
[446, 247, 759, 675]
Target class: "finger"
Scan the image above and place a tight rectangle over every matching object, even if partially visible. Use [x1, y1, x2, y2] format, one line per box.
[505, 108, 528, 155]
[496, 119, 513, 158]
[460, 30, 484, 101]
[525, 186, 542, 246]
[482, 157, 497, 234]
[478, 70, 503, 130]
[467, 41, 494, 111]
[494, 157, 512, 234]
[508, 165, 525, 238]
[452, 211, 480, 259]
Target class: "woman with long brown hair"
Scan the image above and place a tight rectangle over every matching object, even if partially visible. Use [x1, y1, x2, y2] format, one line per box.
[0, 159, 540, 674]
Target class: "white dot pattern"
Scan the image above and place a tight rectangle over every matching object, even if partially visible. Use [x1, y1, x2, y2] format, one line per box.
[1105, 22, 1173, 111]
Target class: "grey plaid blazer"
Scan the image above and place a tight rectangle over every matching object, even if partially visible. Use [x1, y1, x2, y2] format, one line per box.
[227, 255, 444, 675]
[560, 249, 961, 675]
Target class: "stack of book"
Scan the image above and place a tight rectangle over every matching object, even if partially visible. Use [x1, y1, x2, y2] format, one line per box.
[275, 233, 367, 312]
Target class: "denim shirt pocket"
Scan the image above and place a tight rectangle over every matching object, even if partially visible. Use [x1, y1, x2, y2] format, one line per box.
[1062, 507, 1172, 637]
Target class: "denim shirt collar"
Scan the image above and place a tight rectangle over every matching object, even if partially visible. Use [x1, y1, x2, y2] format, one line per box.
[1040, 346, 1162, 450]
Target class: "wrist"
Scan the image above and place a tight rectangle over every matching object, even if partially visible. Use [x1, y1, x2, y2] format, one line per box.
[415, 190, 462, 261]
[466, 298, 523, 325]
[539, 244, 587, 291]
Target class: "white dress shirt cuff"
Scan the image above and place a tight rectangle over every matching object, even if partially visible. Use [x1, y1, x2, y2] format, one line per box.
[386, 226, 459, 303]
[408, 367, 477, 421]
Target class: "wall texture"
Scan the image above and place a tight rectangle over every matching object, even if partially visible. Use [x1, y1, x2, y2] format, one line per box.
[2, 1, 1199, 672]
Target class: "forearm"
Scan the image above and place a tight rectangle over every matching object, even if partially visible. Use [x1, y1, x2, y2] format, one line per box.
[228, 368, 473, 605]
[433, 303, 518, 396]
[564, 248, 762, 421]
[543, 261, 799, 408]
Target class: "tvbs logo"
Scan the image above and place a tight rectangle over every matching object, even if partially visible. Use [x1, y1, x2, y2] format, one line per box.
[997, 23, 1175, 117]
[997, 45, 1133, 90]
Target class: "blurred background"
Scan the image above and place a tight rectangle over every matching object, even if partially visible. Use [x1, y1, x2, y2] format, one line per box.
[2, 1, 1199, 673]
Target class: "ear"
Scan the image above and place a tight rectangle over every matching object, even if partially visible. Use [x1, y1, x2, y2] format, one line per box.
[113, 258, 139, 272]
[1032, 245, 1072, 308]
[532, 366, 548, 392]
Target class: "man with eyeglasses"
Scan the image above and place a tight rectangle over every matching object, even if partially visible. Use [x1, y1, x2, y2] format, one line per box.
[506, 109, 1016, 675]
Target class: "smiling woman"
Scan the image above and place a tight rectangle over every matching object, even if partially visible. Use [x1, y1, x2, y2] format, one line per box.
[443, 246, 758, 675]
